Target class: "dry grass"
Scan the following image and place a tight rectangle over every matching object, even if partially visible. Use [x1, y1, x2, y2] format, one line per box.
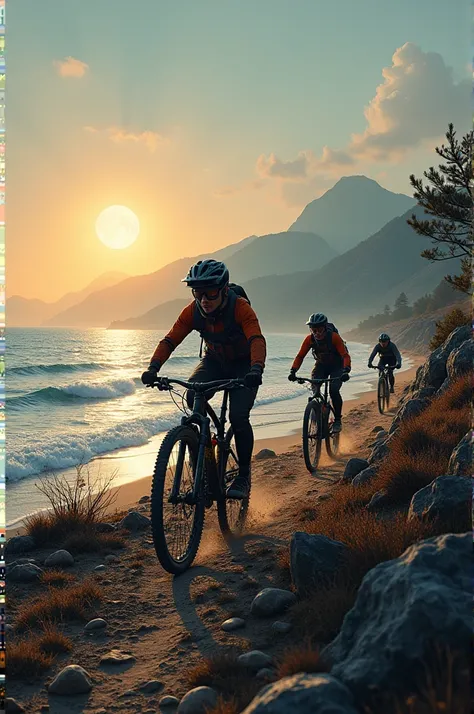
[276, 643, 329, 678]
[16, 579, 103, 630]
[207, 698, 240, 714]
[62, 529, 126, 554]
[187, 650, 262, 710]
[8, 625, 72, 679]
[290, 579, 359, 644]
[40, 570, 77, 588]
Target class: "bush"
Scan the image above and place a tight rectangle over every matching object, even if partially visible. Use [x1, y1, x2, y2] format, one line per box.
[429, 308, 470, 350]
[16, 579, 103, 629]
[276, 643, 329, 678]
[187, 650, 262, 711]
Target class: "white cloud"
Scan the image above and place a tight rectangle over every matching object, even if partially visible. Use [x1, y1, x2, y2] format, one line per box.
[83, 126, 168, 153]
[54, 56, 89, 78]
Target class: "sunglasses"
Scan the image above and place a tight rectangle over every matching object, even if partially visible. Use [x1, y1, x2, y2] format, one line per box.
[192, 287, 222, 301]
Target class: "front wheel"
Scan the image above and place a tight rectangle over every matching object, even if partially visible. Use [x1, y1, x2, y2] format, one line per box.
[302, 400, 322, 472]
[217, 428, 250, 539]
[377, 375, 387, 414]
[325, 407, 340, 458]
[150, 425, 205, 574]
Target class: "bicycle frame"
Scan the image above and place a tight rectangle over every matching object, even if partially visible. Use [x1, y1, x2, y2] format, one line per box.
[297, 375, 341, 412]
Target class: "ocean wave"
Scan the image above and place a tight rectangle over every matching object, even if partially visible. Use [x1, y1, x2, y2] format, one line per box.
[6, 413, 179, 481]
[10, 362, 106, 376]
[8, 378, 137, 409]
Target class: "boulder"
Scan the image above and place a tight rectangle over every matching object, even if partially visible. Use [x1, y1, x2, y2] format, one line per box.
[322, 534, 471, 701]
[241, 673, 358, 713]
[447, 432, 472, 477]
[177, 686, 218, 714]
[251, 588, 297, 618]
[341, 458, 369, 482]
[48, 665, 93, 695]
[255, 449, 277, 460]
[388, 398, 428, 435]
[352, 466, 377, 487]
[407, 475, 471, 530]
[8, 563, 43, 583]
[44, 550, 74, 568]
[5, 536, 35, 556]
[368, 438, 391, 464]
[290, 532, 347, 595]
[119, 511, 151, 531]
[446, 338, 474, 382]
[366, 490, 390, 512]
[238, 651, 273, 671]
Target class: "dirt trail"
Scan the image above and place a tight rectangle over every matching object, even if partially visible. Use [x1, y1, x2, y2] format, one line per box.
[10, 381, 408, 714]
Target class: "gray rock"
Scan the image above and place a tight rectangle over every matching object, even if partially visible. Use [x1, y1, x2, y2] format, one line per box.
[84, 618, 107, 632]
[140, 680, 164, 694]
[160, 695, 180, 710]
[241, 673, 358, 713]
[5, 699, 25, 712]
[119, 511, 151, 531]
[105, 554, 119, 563]
[44, 550, 74, 568]
[95, 522, 117, 533]
[389, 398, 428, 435]
[48, 665, 93, 695]
[100, 649, 136, 665]
[255, 448, 277, 460]
[368, 437, 392, 464]
[177, 686, 218, 714]
[251, 588, 297, 617]
[256, 668, 276, 681]
[8, 563, 43, 583]
[272, 621, 292, 634]
[447, 432, 472, 477]
[238, 650, 273, 671]
[352, 466, 377, 487]
[221, 617, 246, 632]
[342, 458, 369, 482]
[5, 535, 35, 556]
[371, 426, 385, 433]
[94, 565, 106, 572]
[139, 495, 150, 503]
[322, 533, 471, 701]
[446, 338, 474, 382]
[407, 475, 471, 529]
[366, 489, 390, 512]
[290, 532, 347, 595]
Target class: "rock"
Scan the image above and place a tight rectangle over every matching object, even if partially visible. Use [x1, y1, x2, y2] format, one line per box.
[8, 563, 43, 583]
[352, 466, 377, 487]
[368, 438, 391, 464]
[446, 338, 474, 382]
[447, 432, 472, 477]
[342, 458, 369, 482]
[84, 618, 107, 632]
[371, 426, 384, 433]
[290, 532, 347, 595]
[256, 668, 275, 681]
[255, 449, 277, 460]
[44, 550, 74, 568]
[94, 565, 106, 572]
[5, 699, 25, 712]
[95, 522, 117, 533]
[241, 673, 358, 713]
[366, 489, 390, 512]
[140, 680, 164, 694]
[100, 649, 136, 665]
[374, 429, 387, 440]
[48, 665, 93, 695]
[389, 398, 428, 435]
[5, 624, 14, 637]
[160, 695, 180, 710]
[139, 495, 150, 503]
[407, 475, 471, 529]
[119, 511, 151, 531]
[251, 588, 297, 618]
[5, 535, 35, 556]
[104, 554, 119, 563]
[221, 617, 246, 632]
[271, 621, 292, 634]
[322, 533, 471, 701]
[177, 686, 218, 713]
[238, 650, 273, 671]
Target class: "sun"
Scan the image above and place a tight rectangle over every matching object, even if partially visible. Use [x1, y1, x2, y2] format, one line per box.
[95, 205, 140, 250]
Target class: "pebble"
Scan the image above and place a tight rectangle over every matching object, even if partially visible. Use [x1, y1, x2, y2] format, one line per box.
[221, 617, 246, 632]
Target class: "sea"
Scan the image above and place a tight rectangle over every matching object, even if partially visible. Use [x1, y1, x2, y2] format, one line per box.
[7, 328, 412, 526]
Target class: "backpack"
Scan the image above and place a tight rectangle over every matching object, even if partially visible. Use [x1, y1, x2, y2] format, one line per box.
[228, 283, 251, 306]
[193, 284, 251, 358]
[311, 322, 345, 360]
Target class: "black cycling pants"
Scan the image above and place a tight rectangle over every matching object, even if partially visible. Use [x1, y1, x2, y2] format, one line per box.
[186, 357, 258, 480]
[311, 363, 344, 420]
[377, 356, 397, 388]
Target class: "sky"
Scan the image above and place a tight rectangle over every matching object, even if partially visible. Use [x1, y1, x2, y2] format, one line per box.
[7, 0, 472, 301]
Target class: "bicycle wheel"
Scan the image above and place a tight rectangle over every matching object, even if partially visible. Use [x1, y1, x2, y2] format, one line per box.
[385, 376, 391, 410]
[302, 400, 322, 472]
[325, 407, 340, 458]
[151, 425, 205, 574]
[377, 375, 386, 414]
[217, 427, 250, 539]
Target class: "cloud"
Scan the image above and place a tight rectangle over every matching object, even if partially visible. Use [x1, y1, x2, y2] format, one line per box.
[83, 126, 168, 153]
[256, 151, 310, 179]
[54, 56, 89, 78]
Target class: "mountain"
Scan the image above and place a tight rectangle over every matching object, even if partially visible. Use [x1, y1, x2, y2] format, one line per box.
[289, 175, 416, 253]
[44, 231, 336, 327]
[8, 271, 130, 327]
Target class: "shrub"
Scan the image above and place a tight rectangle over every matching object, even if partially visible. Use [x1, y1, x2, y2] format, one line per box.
[429, 308, 470, 350]
[16, 579, 103, 629]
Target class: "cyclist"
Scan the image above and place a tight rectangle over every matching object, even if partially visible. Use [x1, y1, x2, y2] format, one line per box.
[367, 333, 402, 393]
[288, 313, 351, 433]
[141, 259, 266, 500]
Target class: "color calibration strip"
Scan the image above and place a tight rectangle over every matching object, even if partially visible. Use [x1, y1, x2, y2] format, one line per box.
[0, 0, 5, 702]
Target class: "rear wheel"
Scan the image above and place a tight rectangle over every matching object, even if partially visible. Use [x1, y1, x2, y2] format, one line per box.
[377, 375, 386, 414]
[385, 375, 391, 409]
[302, 400, 322, 472]
[217, 428, 250, 539]
[325, 406, 340, 458]
[150, 425, 205, 574]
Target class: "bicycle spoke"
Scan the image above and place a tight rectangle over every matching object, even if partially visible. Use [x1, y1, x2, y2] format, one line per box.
[162, 440, 197, 561]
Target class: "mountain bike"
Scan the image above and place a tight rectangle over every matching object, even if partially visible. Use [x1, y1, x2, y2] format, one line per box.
[370, 365, 395, 415]
[296, 376, 342, 473]
[147, 376, 250, 574]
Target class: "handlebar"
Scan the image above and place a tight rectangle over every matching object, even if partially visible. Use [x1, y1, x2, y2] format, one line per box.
[149, 376, 247, 394]
[369, 365, 396, 371]
[296, 376, 346, 386]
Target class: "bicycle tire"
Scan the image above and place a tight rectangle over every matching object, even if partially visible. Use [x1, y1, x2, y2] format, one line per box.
[216, 427, 250, 539]
[150, 425, 205, 575]
[302, 400, 322, 472]
[377, 375, 386, 415]
[325, 406, 340, 458]
[385, 376, 391, 410]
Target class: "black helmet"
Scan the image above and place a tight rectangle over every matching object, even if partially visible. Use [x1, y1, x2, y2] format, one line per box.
[306, 313, 328, 327]
[379, 333, 390, 341]
[182, 259, 229, 289]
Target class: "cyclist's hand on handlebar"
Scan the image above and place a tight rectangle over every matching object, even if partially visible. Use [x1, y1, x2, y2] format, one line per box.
[141, 361, 161, 385]
[244, 365, 263, 388]
[288, 369, 297, 382]
[396, 364, 401, 369]
[367, 362, 373, 369]
[341, 372, 350, 383]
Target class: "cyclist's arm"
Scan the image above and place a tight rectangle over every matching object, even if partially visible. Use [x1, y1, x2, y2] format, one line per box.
[368, 345, 378, 364]
[291, 335, 312, 371]
[392, 343, 402, 365]
[235, 299, 267, 370]
[333, 333, 351, 370]
[150, 302, 195, 367]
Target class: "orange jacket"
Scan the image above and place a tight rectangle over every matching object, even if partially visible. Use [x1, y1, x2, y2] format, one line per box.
[291, 332, 351, 371]
[151, 298, 266, 369]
